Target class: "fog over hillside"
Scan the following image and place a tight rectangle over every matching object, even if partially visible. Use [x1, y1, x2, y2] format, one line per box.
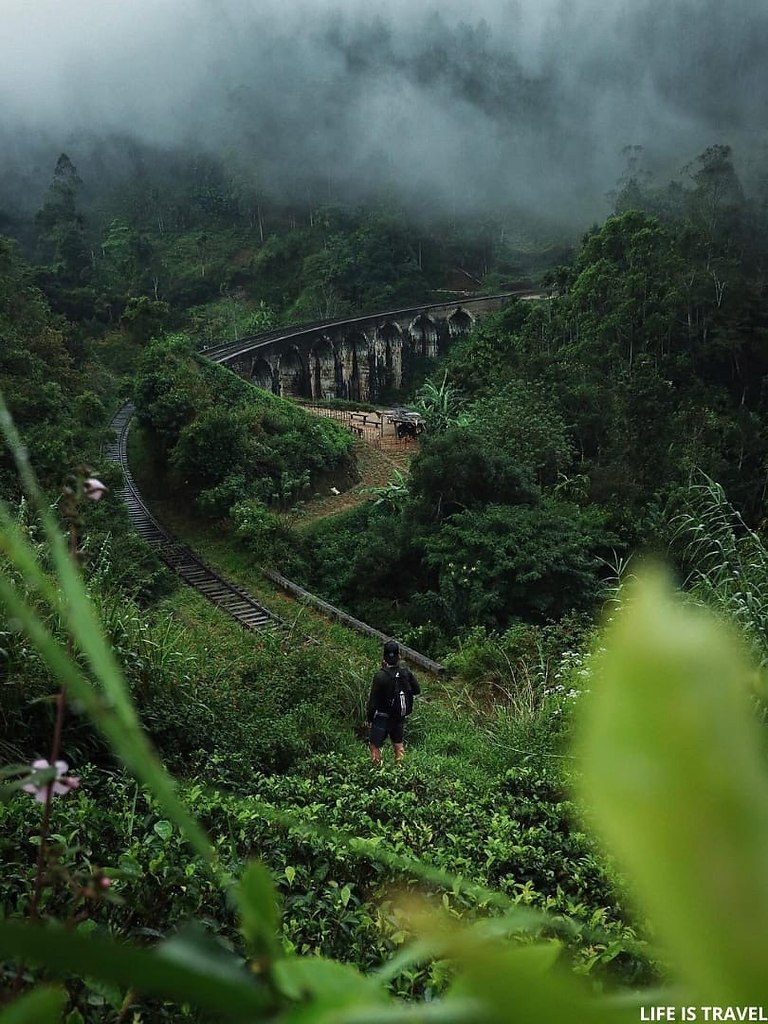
[1, 0, 767, 225]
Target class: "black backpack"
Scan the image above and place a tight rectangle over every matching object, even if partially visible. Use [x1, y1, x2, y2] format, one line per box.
[386, 665, 414, 720]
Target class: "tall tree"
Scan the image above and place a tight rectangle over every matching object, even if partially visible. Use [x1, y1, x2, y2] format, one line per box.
[35, 153, 91, 291]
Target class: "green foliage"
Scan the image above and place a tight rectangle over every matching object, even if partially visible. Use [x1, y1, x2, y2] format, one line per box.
[119, 294, 169, 345]
[422, 501, 606, 628]
[413, 372, 466, 433]
[133, 333, 207, 450]
[0, 762, 645, 998]
[566, 211, 684, 370]
[409, 427, 539, 523]
[443, 616, 589, 709]
[367, 469, 409, 512]
[230, 498, 294, 564]
[0, 237, 101, 493]
[301, 422, 610, 642]
[170, 406, 249, 491]
[579, 570, 768, 1003]
[287, 210, 429, 320]
[7, 384, 768, 1020]
[441, 299, 531, 396]
[187, 296, 277, 347]
[0, 405, 217, 879]
[0, 987, 67, 1023]
[7, 137, 768, 1021]
[463, 381, 573, 488]
[34, 154, 91, 297]
[134, 334, 353, 517]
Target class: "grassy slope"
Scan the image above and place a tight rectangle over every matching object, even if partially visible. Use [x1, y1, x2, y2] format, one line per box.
[127, 422, 550, 780]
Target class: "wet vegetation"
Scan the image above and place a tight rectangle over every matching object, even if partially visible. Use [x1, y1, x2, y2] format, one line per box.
[3, 139, 768, 1020]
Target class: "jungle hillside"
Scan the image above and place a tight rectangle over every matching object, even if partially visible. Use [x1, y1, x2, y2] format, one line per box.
[3, 2, 768, 1022]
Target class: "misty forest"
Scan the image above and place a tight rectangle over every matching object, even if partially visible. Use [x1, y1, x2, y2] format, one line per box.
[4, 2, 768, 1021]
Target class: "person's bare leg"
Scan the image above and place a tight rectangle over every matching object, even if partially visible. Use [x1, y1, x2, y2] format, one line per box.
[393, 743, 405, 763]
[370, 743, 382, 765]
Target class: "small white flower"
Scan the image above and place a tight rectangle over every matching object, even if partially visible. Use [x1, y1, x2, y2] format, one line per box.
[84, 478, 108, 502]
[22, 759, 80, 802]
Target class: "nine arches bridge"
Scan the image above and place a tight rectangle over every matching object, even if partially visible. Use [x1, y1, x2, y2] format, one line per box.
[205, 292, 527, 403]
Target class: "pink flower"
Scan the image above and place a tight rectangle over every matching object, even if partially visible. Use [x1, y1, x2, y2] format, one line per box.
[22, 759, 80, 803]
[83, 478, 107, 502]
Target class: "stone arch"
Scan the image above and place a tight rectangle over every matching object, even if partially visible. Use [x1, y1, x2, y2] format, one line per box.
[448, 307, 474, 338]
[277, 346, 309, 398]
[310, 337, 338, 400]
[409, 312, 439, 358]
[251, 357, 276, 393]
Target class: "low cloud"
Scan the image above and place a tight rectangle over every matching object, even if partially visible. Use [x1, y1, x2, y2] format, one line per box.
[1, 0, 767, 227]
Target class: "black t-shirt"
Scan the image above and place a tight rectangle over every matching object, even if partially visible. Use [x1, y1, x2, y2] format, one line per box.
[367, 663, 421, 720]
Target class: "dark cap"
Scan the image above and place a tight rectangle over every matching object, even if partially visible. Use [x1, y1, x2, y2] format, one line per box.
[383, 640, 399, 666]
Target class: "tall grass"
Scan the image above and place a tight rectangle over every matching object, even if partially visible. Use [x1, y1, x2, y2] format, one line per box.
[671, 472, 768, 665]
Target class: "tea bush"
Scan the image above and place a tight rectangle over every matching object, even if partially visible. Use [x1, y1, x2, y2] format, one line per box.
[0, 761, 652, 1010]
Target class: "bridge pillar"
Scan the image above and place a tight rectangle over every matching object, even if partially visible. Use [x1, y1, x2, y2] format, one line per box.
[352, 333, 372, 402]
[338, 339, 355, 400]
[390, 334, 404, 389]
[278, 347, 309, 398]
[374, 323, 404, 395]
[310, 338, 337, 400]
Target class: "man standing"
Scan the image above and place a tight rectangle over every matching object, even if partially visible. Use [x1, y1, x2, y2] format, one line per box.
[367, 640, 421, 765]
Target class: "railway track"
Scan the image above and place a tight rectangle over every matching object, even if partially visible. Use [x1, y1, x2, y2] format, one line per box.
[105, 400, 447, 671]
[105, 402, 281, 634]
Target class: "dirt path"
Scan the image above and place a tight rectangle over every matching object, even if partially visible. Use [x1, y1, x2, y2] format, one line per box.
[286, 407, 419, 528]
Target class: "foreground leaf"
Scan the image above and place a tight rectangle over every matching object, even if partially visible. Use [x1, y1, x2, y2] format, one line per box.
[578, 570, 768, 1003]
[0, 920, 269, 1019]
[0, 988, 66, 1024]
[275, 956, 389, 1023]
[236, 860, 282, 965]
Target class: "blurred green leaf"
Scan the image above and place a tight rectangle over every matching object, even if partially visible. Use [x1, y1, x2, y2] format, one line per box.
[275, 956, 388, 1022]
[0, 919, 269, 1019]
[0, 988, 66, 1024]
[0, 764, 33, 780]
[447, 930, 630, 1024]
[236, 860, 282, 963]
[578, 569, 768, 1003]
[158, 923, 250, 985]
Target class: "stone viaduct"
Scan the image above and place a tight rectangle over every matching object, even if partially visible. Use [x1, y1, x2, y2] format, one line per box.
[206, 293, 521, 403]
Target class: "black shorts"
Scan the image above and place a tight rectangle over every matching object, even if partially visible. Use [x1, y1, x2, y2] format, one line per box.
[369, 713, 404, 747]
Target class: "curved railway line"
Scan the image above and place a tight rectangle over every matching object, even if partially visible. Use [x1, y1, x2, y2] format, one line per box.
[105, 403, 282, 634]
[106, 294, 536, 673]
